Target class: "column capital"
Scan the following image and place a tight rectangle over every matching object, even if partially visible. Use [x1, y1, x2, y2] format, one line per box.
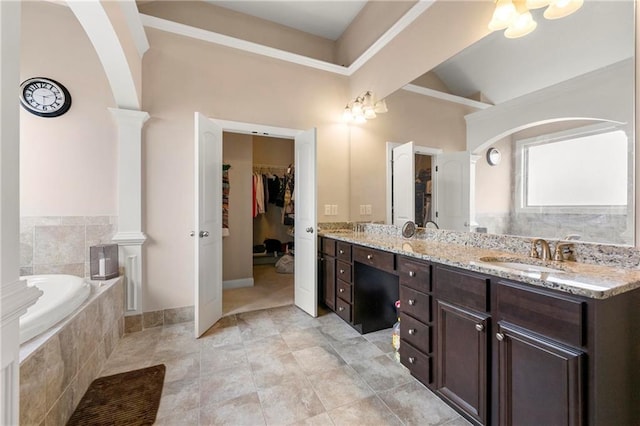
[112, 231, 147, 246]
[108, 108, 150, 126]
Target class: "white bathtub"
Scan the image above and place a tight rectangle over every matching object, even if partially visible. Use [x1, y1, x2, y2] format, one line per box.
[19, 274, 91, 344]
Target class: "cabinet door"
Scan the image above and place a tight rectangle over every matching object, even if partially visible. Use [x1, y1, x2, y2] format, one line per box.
[436, 300, 489, 425]
[322, 256, 336, 310]
[497, 322, 584, 426]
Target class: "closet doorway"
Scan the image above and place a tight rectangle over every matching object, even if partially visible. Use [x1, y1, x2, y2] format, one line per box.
[222, 133, 296, 315]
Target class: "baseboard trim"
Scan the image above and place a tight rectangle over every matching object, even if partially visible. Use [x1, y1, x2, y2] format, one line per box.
[223, 278, 254, 290]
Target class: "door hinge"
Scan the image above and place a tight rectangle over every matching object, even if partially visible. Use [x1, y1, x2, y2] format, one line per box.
[435, 166, 439, 172]
[435, 211, 439, 218]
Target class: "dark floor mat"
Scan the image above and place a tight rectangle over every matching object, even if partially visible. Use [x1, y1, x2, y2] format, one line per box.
[67, 364, 165, 426]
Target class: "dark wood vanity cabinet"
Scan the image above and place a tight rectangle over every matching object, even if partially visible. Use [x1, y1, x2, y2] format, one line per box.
[493, 281, 586, 426]
[398, 256, 434, 386]
[335, 242, 353, 323]
[434, 265, 490, 426]
[320, 238, 336, 310]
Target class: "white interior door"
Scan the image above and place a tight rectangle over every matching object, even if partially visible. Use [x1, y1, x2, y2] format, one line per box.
[194, 112, 223, 337]
[392, 141, 415, 225]
[434, 151, 473, 232]
[294, 128, 317, 317]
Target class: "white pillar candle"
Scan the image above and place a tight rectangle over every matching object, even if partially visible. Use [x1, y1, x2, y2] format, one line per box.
[99, 258, 106, 276]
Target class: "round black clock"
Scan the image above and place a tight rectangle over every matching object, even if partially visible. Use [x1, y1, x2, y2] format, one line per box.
[19, 77, 71, 118]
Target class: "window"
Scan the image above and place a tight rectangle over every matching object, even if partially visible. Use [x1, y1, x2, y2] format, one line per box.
[516, 124, 629, 213]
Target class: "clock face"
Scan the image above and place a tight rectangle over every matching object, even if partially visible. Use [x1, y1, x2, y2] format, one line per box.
[19, 77, 71, 117]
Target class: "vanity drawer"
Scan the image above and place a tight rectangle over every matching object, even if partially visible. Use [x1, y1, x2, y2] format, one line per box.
[353, 246, 395, 273]
[434, 265, 489, 312]
[322, 238, 336, 256]
[336, 242, 352, 262]
[336, 261, 352, 283]
[496, 281, 585, 348]
[337, 279, 352, 303]
[398, 256, 431, 292]
[336, 298, 352, 323]
[400, 312, 431, 354]
[400, 285, 431, 322]
[400, 341, 432, 385]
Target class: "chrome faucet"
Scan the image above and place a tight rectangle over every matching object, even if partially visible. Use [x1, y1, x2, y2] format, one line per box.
[530, 238, 552, 261]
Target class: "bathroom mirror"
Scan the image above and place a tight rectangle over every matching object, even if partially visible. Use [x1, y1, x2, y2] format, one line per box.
[373, 1, 635, 245]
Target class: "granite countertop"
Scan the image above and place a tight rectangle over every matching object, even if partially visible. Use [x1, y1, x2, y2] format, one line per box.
[320, 230, 640, 300]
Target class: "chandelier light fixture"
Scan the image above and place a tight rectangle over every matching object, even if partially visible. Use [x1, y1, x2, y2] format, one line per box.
[488, 0, 583, 39]
[342, 91, 388, 124]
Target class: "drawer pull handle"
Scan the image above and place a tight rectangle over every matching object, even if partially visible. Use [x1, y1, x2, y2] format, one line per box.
[339, 269, 345, 274]
[496, 332, 505, 341]
[367, 254, 373, 260]
[408, 328, 416, 335]
[408, 357, 415, 364]
[339, 249, 344, 254]
[339, 288, 344, 293]
[338, 307, 345, 312]
[408, 299, 416, 306]
[409, 271, 416, 277]
[475, 323, 484, 332]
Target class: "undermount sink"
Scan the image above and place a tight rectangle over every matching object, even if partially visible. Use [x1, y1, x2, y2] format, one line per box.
[478, 256, 565, 274]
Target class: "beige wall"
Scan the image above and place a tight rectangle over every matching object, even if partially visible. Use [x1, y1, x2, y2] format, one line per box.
[222, 132, 253, 282]
[475, 136, 512, 216]
[20, 2, 117, 217]
[142, 28, 351, 311]
[253, 136, 294, 246]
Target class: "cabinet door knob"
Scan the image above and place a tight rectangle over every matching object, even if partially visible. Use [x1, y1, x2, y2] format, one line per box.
[339, 269, 345, 274]
[496, 332, 505, 341]
[408, 328, 416, 335]
[475, 323, 484, 332]
[408, 357, 415, 364]
[408, 299, 416, 306]
[339, 249, 344, 254]
[367, 254, 373, 260]
[338, 307, 344, 312]
[339, 288, 344, 293]
[409, 271, 416, 277]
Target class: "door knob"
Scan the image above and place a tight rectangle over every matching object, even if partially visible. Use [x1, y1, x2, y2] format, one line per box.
[306, 227, 314, 233]
[199, 231, 210, 238]
[408, 328, 416, 335]
[190, 231, 195, 237]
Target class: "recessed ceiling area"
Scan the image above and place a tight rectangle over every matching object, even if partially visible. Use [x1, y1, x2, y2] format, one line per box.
[205, 0, 367, 40]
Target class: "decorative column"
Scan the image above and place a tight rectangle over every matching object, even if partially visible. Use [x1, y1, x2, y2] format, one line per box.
[109, 108, 149, 316]
[0, 2, 42, 424]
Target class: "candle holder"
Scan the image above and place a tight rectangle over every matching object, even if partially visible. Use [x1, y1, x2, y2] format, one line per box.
[90, 244, 119, 280]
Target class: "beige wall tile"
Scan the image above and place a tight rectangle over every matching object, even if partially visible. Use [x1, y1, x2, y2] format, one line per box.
[34, 225, 85, 265]
[164, 306, 195, 325]
[20, 347, 47, 426]
[143, 310, 164, 329]
[34, 263, 84, 277]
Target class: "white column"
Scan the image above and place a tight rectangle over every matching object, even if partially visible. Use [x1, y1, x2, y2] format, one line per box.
[0, 2, 42, 424]
[109, 108, 149, 316]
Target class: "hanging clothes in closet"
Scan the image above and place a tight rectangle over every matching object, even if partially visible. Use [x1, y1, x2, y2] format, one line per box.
[252, 165, 294, 225]
[280, 165, 295, 226]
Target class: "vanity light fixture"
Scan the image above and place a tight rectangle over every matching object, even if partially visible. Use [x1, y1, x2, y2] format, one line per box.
[488, 0, 583, 39]
[342, 91, 388, 124]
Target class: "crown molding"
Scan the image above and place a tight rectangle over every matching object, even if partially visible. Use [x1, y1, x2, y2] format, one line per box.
[402, 84, 493, 110]
[140, 0, 433, 77]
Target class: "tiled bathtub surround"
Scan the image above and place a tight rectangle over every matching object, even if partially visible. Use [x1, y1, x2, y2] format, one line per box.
[19, 277, 124, 426]
[20, 216, 118, 277]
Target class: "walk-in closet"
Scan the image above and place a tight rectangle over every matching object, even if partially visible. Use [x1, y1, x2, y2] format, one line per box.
[221, 132, 295, 315]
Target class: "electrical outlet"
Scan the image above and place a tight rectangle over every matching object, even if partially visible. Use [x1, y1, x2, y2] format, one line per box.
[365, 204, 372, 215]
[324, 204, 331, 215]
[359, 205, 366, 215]
[331, 205, 338, 215]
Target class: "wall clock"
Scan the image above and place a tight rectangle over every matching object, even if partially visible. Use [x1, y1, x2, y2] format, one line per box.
[19, 77, 72, 118]
[486, 147, 501, 166]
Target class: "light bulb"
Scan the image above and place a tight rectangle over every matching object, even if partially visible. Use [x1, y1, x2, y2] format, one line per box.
[488, 0, 517, 31]
[342, 105, 353, 122]
[544, 0, 583, 19]
[364, 108, 376, 119]
[504, 10, 537, 38]
[374, 99, 388, 114]
[362, 91, 374, 109]
[352, 99, 363, 116]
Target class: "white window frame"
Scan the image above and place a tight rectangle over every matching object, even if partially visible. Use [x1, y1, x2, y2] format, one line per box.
[515, 123, 630, 215]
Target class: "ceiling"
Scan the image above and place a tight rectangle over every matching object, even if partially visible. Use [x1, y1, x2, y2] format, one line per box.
[145, 1, 634, 106]
[205, 0, 368, 40]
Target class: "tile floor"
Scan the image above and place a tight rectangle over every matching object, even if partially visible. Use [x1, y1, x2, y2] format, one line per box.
[223, 265, 294, 316]
[100, 304, 472, 426]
